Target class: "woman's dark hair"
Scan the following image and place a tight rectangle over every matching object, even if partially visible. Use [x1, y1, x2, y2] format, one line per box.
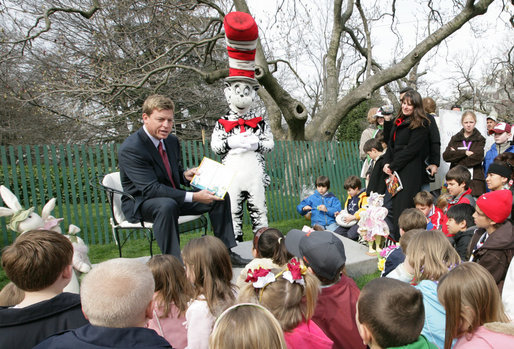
[253, 228, 293, 266]
[398, 90, 430, 129]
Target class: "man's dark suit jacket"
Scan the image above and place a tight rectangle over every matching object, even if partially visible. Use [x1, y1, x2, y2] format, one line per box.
[118, 127, 188, 222]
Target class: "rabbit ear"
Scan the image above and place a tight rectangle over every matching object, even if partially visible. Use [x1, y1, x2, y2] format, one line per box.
[0, 185, 23, 211]
[41, 198, 56, 219]
[0, 207, 15, 217]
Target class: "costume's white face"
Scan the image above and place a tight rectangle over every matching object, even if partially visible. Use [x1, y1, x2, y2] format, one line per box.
[224, 81, 257, 115]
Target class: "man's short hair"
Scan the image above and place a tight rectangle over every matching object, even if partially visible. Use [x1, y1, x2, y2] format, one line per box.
[446, 165, 471, 188]
[80, 258, 155, 328]
[358, 278, 424, 348]
[142, 94, 175, 115]
[446, 203, 475, 230]
[1, 230, 73, 292]
[315, 175, 330, 189]
[413, 191, 434, 206]
[344, 175, 362, 190]
[363, 138, 383, 153]
[398, 208, 427, 232]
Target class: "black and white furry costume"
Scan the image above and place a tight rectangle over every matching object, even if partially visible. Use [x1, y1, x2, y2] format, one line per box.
[211, 82, 274, 241]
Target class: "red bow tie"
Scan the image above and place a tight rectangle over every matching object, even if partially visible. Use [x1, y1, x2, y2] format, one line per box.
[218, 117, 262, 133]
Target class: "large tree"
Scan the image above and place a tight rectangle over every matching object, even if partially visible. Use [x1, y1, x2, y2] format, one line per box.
[0, 0, 506, 143]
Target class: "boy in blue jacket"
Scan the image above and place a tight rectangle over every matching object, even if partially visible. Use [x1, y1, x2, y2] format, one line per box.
[297, 175, 341, 232]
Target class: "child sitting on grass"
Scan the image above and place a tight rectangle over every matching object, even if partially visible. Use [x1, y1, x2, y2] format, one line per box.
[239, 258, 333, 349]
[297, 175, 341, 232]
[285, 229, 365, 349]
[469, 189, 514, 293]
[146, 255, 193, 349]
[236, 227, 292, 289]
[381, 208, 427, 277]
[334, 175, 368, 240]
[438, 262, 513, 349]
[446, 203, 475, 261]
[387, 230, 461, 348]
[356, 277, 437, 348]
[414, 191, 448, 234]
[446, 165, 475, 210]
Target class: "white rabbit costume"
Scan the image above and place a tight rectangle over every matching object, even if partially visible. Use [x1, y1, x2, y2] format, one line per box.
[0, 185, 91, 293]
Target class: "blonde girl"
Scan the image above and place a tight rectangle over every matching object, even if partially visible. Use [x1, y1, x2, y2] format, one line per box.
[438, 262, 513, 349]
[236, 227, 293, 289]
[443, 110, 486, 196]
[209, 303, 287, 349]
[181, 236, 235, 349]
[238, 258, 333, 349]
[387, 229, 461, 348]
[146, 255, 193, 349]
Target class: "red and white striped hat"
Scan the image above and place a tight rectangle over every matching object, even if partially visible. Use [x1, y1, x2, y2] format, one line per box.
[224, 11, 259, 86]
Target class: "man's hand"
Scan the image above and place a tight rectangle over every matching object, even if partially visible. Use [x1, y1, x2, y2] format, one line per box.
[465, 150, 474, 157]
[426, 164, 438, 176]
[184, 167, 198, 181]
[192, 189, 222, 204]
[303, 205, 312, 211]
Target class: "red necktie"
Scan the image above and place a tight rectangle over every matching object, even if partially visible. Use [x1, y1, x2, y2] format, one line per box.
[157, 141, 176, 188]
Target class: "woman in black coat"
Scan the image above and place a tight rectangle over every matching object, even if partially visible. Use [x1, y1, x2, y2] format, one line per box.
[442, 111, 486, 196]
[383, 90, 430, 241]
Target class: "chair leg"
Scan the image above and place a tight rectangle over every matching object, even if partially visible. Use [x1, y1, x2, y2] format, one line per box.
[115, 228, 123, 258]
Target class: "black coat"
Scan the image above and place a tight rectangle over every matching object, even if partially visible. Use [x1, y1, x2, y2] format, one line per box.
[443, 128, 486, 196]
[384, 116, 430, 240]
[448, 226, 475, 261]
[118, 128, 189, 221]
[0, 293, 88, 349]
[366, 155, 387, 196]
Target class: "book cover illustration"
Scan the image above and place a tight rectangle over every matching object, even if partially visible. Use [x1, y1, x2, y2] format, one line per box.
[190, 157, 235, 199]
[385, 171, 403, 197]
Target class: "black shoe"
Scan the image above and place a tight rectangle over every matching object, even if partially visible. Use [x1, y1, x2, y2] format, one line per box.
[235, 234, 244, 243]
[229, 251, 251, 267]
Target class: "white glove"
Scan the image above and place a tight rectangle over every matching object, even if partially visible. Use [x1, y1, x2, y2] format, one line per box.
[244, 134, 259, 151]
[228, 148, 248, 155]
[227, 134, 245, 149]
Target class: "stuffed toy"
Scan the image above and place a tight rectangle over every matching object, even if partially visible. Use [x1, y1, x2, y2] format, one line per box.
[0, 185, 92, 293]
[211, 12, 274, 242]
[357, 192, 390, 255]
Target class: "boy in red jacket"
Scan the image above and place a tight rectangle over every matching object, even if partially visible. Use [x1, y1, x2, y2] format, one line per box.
[446, 165, 476, 210]
[414, 191, 449, 235]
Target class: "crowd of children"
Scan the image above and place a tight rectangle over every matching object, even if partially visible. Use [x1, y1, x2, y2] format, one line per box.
[2, 114, 514, 348]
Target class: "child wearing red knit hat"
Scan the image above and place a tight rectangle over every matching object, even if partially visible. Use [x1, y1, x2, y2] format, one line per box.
[468, 190, 514, 293]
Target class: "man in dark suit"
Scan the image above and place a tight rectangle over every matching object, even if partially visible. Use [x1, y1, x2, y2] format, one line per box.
[118, 94, 249, 266]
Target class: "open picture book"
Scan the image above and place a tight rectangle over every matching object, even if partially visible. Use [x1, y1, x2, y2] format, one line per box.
[190, 157, 235, 199]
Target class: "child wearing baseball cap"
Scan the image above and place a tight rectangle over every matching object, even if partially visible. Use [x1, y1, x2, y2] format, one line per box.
[284, 229, 365, 349]
[484, 122, 514, 175]
[468, 190, 514, 293]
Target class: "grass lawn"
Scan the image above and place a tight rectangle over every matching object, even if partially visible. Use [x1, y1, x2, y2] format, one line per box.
[0, 218, 380, 290]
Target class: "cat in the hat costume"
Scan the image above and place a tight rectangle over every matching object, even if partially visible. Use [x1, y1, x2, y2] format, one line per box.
[211, 12, 274, 242]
